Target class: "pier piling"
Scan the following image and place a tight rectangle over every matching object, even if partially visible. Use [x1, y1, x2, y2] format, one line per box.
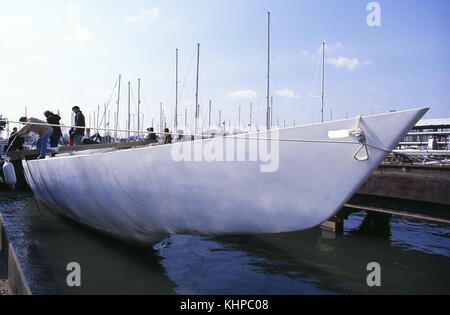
[320, 216, 344, 233]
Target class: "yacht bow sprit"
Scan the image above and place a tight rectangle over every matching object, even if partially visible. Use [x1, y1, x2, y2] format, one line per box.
[1, 108, 427, 244]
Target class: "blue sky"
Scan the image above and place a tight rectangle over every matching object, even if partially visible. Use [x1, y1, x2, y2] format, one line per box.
[0, 0, 449, 131]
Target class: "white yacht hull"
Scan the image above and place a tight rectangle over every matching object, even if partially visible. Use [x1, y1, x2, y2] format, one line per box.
[22, 108, 427, 244]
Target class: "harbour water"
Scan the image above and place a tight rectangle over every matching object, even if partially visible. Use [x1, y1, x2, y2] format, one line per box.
[0, 191, 449, 295]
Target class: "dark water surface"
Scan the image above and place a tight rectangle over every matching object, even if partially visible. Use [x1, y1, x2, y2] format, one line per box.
[0, 191, 449, 295]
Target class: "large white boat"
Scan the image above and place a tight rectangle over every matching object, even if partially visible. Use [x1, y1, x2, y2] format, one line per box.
[22, 108, 427, 245]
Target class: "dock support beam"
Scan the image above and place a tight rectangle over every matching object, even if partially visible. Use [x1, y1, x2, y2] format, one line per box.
[320, 206, 394, 236]
[7, 244, 32, 295]
[358, 211, 392, 236]
[0, 214, 3, 252]
[320, 216, 344, 233]
[0, 213, 32, 295]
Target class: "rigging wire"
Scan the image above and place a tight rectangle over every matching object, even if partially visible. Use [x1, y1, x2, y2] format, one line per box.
[97, 76, 119, 130]
[179, 48, 197, 120]
[306, 50, 322, 123]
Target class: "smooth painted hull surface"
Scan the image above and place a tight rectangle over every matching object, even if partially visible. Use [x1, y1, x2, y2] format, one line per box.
[23, 109, 427, 244]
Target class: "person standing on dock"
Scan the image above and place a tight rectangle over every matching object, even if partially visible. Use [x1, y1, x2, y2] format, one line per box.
[69, 106, 85, 146]
[15, 117, 53, 159]
[44, 111, 62, 152]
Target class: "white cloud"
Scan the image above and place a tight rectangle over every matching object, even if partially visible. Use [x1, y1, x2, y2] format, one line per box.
[326, 57, 372, 71]
[228, 90, 258, 99]
[275, 89, 301, 99]
[0, 16, 34, 29]
[66, 2, 91, 43]
[126, 8, 160, 23]
[316, 42, 342, 55]
[304, 42, 345, 62]
[327, 57, 360, 71]
[330, 42, 342, 50]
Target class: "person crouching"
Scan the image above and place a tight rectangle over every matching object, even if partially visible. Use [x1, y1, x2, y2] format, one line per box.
[16, 117, 53, 159]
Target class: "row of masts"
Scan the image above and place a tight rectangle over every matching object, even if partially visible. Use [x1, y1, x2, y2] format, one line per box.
[85, 11, 328, 139]
[84, 95, 334, 138]
[86, 99, 300, 136]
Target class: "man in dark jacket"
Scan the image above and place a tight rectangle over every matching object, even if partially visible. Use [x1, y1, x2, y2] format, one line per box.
[44, 111, 62, 149]
[163, 128, 172, 144]
[145, 127, 158, 143]
[69, 106, 85, 146]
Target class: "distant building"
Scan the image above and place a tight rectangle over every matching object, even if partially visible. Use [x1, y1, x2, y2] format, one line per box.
[402, 118, 450, 150]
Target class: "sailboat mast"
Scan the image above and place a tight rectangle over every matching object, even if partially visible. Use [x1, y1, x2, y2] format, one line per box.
[104, 103, 107, 131]
[238, 106, 241, 129]
[249, 102, 253, 130]
[97, 105, 100, 133]
[138, 78, 141, 138]
[115, 74, 121, 139]
[321, 42, 325, 123]
[107, 110, 111, 141]
[127, 81, 131, 140]
[266, 11, 271, 131]
[160, 102, 163, 132]
[175, 49, 179, 131]
[208, 100, 212, 129]
[195, 43, 200, 135]
[270, 96, 273, 128]
[113, 112, 116, 139]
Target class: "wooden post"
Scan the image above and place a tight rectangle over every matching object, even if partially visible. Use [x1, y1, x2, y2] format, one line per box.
[320, 216, 344, 233]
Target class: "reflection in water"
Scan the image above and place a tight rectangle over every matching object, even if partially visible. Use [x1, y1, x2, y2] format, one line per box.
[1, 191, 175, 294]
[355, 212, 392, 237]
[0, 191, 449, 295]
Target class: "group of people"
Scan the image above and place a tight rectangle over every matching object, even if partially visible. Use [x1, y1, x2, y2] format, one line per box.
[11, 106, 86, 159]
[8, 106, 175, 159]
[145, 127, 173, 144]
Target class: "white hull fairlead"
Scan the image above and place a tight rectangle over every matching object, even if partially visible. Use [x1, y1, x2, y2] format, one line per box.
[23, 108, 428, 244]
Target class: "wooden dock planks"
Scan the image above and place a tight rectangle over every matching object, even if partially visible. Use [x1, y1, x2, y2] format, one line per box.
[6, 140, 151, 161]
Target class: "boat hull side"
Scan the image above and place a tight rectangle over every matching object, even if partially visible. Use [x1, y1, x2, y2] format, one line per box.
[23, 108, 428, 244]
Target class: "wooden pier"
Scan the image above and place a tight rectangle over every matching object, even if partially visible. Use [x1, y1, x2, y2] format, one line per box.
[0, 213, 32, 295]
[5, 140, 152, 161]
[358, 163, 450, 205]
[321, 163, 450, 232]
